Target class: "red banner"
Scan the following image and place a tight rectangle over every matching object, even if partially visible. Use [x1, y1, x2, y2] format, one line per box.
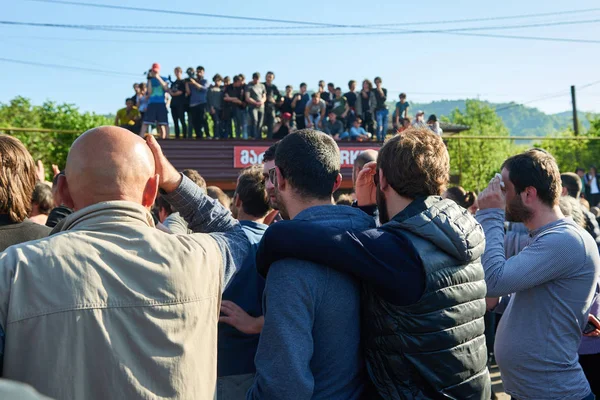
[233, 146, 377, 169]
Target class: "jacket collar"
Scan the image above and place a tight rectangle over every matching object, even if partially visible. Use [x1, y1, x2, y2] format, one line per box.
[54, 201, 155, 233]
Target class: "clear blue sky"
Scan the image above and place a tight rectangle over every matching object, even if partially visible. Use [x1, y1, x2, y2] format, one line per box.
[2, 0, 599, 115]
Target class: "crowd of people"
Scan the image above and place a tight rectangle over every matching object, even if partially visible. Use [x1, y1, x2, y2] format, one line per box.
[0, 123, 598, 400]
[115, 63, 444, 141]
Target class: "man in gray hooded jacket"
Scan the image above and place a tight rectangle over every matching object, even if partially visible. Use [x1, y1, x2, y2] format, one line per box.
[256, 127, 491, 399]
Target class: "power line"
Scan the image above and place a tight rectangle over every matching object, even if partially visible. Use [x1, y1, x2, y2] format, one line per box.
[0, 57, 140, 78]
[4, 18, 600, 33]
[24, 0, 343, 27]
[24, 0, 600, 29]
[3, 20, 600, 44]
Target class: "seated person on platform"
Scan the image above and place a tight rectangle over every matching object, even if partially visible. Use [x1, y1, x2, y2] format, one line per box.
[339, 118, 372, 141]
[323, 112, 345, 140]
[273, 112, 293, 140]
[115, 98, 141, 133]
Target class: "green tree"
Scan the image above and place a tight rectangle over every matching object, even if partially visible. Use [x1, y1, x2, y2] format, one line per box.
[536, 115, 600, 173]
[0, 96, 111, 179]
[446, 100, 518, 192]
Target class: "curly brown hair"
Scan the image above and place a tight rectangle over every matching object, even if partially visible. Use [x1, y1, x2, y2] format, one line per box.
[0, 134, 37, 222]
[377, 128, 449, 198]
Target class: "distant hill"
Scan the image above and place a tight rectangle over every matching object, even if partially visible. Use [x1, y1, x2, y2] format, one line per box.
[400, 99, 597, 137]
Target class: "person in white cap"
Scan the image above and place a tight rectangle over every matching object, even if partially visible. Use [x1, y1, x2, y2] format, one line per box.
[412, 110, 427, 128]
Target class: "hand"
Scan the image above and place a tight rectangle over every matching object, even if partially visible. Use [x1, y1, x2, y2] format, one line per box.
[307, 122, 313, 129]
[584, 314, 600, 337]
[478, 175, 506, 210]
[145, 134, 182, 193]
[35, 160, 46, 182]
[52, 164, 60, 177]
[486, 297, 500, 311]
[220, 300, 263, 335]
[356, 161, 377, 206]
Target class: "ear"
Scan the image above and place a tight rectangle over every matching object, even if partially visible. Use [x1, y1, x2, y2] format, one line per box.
[58, 174, 75, 210]
[142, 174, 160, 209]
[234, 194, 242, 209]
[561, 187, 568, 197]
[523, 186, 537, 205]
[276, 167, 286, 191]
[379, 169, 390, 192]
[332, 173, 343, 194]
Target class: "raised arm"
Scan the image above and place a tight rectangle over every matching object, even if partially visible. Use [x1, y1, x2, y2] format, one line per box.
[146, 136, 249, 290]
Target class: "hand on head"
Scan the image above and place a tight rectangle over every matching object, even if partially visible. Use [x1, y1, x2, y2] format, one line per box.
[478, 175, 506, 210]
[355, 161, 377, 206]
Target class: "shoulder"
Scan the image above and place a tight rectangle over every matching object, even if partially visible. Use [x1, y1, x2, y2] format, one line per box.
[268, 259, 329, 286]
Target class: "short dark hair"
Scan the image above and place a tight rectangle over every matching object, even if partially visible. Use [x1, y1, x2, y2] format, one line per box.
[400, 93, 407, 98]
[502, 149, 561, 207]
[235, 165, 270, 218]
[155, 195, 173, 215]
[327, 82, 335, 88]
[182, 169, 207, 190]
[233, 75, 241, 83]
[561, 172, 583, 199]
[196, 66, 204, 72]
[252, 72, 260, 80]
[348, 80, 356, 88]
[213, 74, 222, 82]
[445, 186, 477, 209]
[207, 186, 231, 209]
[0, 134, 37, 222]
[311, 93, 319, 99]
[266, 71, 275, 77]
[32, 183, 53, 215]
[378, 128, 449, 199]
[300, 82, 307, 88]
[374, 76, 382, 83]
[318, 80, 325, 85]
[263, 142, 279, 163]
[125, 98, 133, 104]
[335, 87, 342, 92]
[275, 130, 340, 200]
[576, 167, 585, 173]
[238, 73, 245, 80]
[285, 85, 292, 90]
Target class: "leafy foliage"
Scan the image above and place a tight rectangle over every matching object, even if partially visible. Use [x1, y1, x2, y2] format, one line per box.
[0, 96, 111, 180]
[446, 100, 520, 192]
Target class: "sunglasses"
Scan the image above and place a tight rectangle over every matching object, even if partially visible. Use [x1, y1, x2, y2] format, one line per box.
[268, 167, 277, 186]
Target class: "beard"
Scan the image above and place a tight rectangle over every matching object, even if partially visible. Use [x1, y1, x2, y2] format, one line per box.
[267, 188, 279, 210]
[274, 187, 290, 220]
[376, 186, 390, 224]
[505, 194, 533, 222]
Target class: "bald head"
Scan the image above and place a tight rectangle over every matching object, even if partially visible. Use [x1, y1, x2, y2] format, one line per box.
[63, 127, 157, 210]
[353, 149, 378, 188]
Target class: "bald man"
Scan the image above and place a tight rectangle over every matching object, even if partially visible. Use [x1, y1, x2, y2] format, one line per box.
[352, 149, 378, 189]
[0, 127, 248, 400]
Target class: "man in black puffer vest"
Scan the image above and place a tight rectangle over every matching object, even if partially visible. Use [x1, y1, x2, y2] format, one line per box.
[256, 128, 491, 399]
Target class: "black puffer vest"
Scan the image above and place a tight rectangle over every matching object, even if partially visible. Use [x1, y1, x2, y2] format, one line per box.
[363, 197, 491, 399]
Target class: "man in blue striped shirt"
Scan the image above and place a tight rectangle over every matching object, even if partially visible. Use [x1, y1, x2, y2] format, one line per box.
[477, 149, 600, 400]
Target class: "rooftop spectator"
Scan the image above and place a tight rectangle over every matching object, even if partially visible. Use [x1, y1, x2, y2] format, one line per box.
[245, 72, 267, 140]
[114, 98, 141, 133]
[272, 112, 293, 140]
[412, 110, 427, 128]
[339, 117, 371, 141]
[223, 75, 246, 139]
[0, 134, 50, 251]
[291, 83, 309, 130]
[305, 92, 326, 130]
[357, 79, 376, 136]
[141, 63, 170, 139]
[323, 112, 344, 140]
[393, 93, 410, 129]
[331, 87, 349, 121]
[278, 85, 294, 117]
[187, 66, 210, 139]
[373, 77, 388, 141]
[169, 67, 187, 139]
[263, 71, 280, 139]
[344, 80, 359, 127]
[427, 114, 443, 136]
[208, 74, 225, 139]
